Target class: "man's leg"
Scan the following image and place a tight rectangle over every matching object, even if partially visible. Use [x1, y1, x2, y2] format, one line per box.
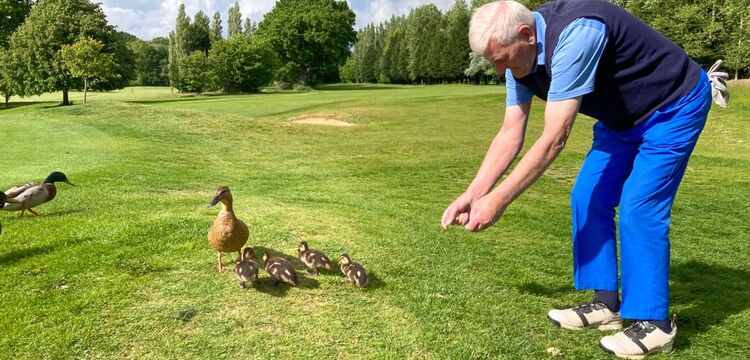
[600, 74, 711, 357]
[548, 121, 636, 330]
[572, 122, 636, 294]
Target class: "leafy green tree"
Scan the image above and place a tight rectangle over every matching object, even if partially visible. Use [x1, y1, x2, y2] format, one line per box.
[0, 0, 33, 48]
[175, 3, 190, 56]
[60, 36, 114, 104]
[258, 0, 356, 85]
[211, 11, 223, 44]
[0, 49, 17, 107]
[178, 51, 210, 93]
[353, 25, 382, 83]
[722, 0, 750, 78]
[339, 55, 356, 83]
[227, 2, 243, 38]
[379, 16, 410, 83]
[208, 35, 279, 92]
[443, 0, 471, 82]
[168, 31, 179, 89]
[6, 0, 134, 105]
[189, 10, 211, 55]
[406, 4, 444, 83]
[244, 17, 257, 36]
[131, 38, 169, 86]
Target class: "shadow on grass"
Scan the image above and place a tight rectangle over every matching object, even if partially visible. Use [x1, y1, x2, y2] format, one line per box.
[0, 245, 55, 265]
[671, 260, 750, 351]
[313, 84, 405, 91]
[517, 282, 574, 298]
[0, 101, 46, 110]
[250, 246, 320, 297]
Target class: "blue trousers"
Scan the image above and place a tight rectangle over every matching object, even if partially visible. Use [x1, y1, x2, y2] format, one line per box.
[571, 72, 711, 320]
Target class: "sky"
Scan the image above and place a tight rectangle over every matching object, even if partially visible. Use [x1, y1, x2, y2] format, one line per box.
[98, 0, 465, 41]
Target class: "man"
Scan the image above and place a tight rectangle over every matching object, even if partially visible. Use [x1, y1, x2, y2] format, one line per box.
[441, 0, 722, 357]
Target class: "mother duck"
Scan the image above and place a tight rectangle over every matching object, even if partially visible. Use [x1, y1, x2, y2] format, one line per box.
[2, 171, 75, 217]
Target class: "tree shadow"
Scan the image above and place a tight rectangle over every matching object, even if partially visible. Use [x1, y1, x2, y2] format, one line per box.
[670, 260, 750, 351]
[0, 101, 46, 110]
[313, 84, 405, 91]
[0, 245, 55, 266]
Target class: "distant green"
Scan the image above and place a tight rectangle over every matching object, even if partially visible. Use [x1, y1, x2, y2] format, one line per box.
[0, 84, 748, 359]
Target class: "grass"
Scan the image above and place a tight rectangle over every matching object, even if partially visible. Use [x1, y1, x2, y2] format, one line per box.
[0, 82, 748, 359]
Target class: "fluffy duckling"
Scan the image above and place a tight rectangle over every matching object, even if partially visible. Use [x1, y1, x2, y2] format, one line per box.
[234, 247, 259, 289]
[298, 241, 332, 275]
[340, 253, 368, 288]
[263, 251, 298, 286]
[207, 186, 249, 272]
[2, 171, 75, 217]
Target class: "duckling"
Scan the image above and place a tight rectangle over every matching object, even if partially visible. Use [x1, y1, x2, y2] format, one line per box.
[263, 251, 298, 286]
[234, 247, 259, 289]
[298, 241, 332, 275]
[2, 171, 75, 217]
[207, 186, 249, 272]
[339, 253, 368, 288]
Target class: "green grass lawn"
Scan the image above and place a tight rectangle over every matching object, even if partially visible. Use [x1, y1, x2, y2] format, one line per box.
[1, 83, 748, 359]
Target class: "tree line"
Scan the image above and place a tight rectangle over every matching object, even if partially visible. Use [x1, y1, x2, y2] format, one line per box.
[0, 0, 356, 105]
[344, 0, 750, 85]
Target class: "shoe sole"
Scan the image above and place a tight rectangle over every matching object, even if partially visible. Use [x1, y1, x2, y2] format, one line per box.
[599, 341, 673, 360]
[548, 315, 623, 331]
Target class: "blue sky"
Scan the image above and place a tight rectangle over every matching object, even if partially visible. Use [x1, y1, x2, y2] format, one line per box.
[99, 0, 463, 40]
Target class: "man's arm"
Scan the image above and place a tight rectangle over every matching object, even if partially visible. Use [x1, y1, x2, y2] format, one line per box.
[441, 101, 531, 229]
[464, 97, 581, 231]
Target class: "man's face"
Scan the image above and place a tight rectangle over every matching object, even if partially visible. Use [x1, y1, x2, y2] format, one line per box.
[483, 26, 537, 78]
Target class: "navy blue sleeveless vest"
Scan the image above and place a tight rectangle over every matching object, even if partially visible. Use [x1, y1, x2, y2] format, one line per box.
[515, 0, 702, 130]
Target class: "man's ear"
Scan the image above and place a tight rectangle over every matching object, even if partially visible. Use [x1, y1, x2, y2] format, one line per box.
[517, 24, 535, 45]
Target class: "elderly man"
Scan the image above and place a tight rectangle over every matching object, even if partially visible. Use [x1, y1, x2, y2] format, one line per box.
[441, 0, 718, 357]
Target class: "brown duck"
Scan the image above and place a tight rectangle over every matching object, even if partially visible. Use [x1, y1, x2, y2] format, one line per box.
[207, 186, 249, 272]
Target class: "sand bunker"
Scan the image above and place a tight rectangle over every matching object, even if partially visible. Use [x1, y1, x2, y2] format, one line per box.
[292, 116, 356, 127]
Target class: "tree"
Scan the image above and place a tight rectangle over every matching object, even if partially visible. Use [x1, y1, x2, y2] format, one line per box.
[244, 17, 257, 36]
[6, 0, 135, 105]
[175, 3, 190, 56]
[0, 49, 17, 107]
[209, 35, 279, 92]
[406, 4, 444, 83]
[168, 32, 179, 89]
[443, 0, 471, 82]
[0, 0, 33, 48]
[210, 11, 223, 44]
[258, 0, 356, 85]
[722, 0, 750, 78]
[178, 51, 210, 93]
[60, 36, 114, 104]
[227, 1, 242, 38]
[189, 10, 211, 55]
[131, 38, 169, 86]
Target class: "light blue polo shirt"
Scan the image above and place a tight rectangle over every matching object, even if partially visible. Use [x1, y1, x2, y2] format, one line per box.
[505, 12, 609, 105]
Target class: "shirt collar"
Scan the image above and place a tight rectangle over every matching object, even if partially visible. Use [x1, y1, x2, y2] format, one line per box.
[533, 11, 546, 65]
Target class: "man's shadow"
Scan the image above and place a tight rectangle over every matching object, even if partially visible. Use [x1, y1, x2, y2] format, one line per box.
[670, 260, 750, 350]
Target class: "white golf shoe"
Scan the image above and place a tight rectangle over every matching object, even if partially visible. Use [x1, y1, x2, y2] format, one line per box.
[548, 301, 623, 330]
[599, 319, 676, 359]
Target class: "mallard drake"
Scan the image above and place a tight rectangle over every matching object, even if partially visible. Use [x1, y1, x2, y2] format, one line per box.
[340, 253, 368, 288]
[263, 251, 298, 286]
[2, 171, 75, 217]
[234, 247, 259, 288]
[0, 192, 20, 235]
[207, 186, 249, 272]
[298, 241, 332, 275]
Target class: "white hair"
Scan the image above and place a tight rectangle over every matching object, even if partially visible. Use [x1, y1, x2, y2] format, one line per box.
[469, 1, 534, 56]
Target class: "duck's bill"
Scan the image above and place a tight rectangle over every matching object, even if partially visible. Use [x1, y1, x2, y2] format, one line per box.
[207, 196, 221, 208]
[64, 180, 76, 186]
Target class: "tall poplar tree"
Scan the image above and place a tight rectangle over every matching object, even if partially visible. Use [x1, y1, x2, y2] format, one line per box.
[227, 2, 243, 38]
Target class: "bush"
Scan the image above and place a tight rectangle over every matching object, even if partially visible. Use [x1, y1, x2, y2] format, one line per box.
[178, 51, 210, 93]
[208, 36, 279, 93]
